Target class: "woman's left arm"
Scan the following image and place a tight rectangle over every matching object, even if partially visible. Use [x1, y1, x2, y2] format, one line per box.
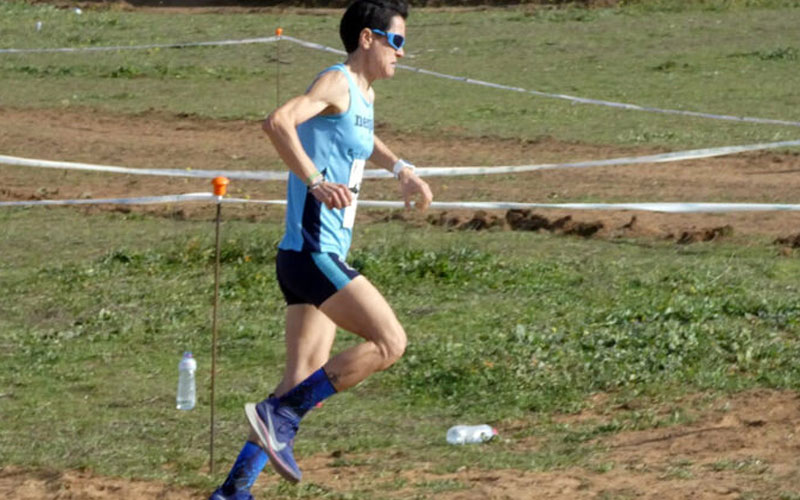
[371, 135, 433, 210]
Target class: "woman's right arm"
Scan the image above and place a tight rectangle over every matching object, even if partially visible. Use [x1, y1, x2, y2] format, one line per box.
[263, 71, 353, 210]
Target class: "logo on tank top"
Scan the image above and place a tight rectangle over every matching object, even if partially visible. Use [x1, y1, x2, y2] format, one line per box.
[355, 115, 373, 131]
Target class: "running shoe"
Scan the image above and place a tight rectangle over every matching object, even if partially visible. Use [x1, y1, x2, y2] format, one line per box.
[208, 487, 253, 500]
[245, 398, 302, 483]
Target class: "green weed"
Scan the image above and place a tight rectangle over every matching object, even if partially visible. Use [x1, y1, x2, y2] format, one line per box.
[729, 47, 799, 61]
[708, 456, 770, 473]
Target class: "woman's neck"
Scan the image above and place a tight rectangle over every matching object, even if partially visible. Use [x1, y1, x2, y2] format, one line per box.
[344, 52, 374, 94]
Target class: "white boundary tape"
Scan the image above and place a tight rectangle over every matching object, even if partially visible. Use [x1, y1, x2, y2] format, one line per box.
[285, 36, 800, 128]
[0, 36, 279, 54]
[2, 34, 799, 128]
[395, 65, 800, 129]
[2, 138, 800, 180]
[0, 193, 214, 207]
[3, 193, 800, 213]
[230, 199, 800, 213]
[417, 201, 800, 214]
[412, 139, 800, 177]
[0, 154, 287, 180]
[281, 35, 346, 57]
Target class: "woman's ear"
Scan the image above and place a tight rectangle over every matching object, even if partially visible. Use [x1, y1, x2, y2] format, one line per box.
[358, 27, 375, 50]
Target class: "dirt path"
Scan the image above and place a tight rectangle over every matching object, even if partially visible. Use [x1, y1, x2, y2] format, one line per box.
[294, 391, 800, 499]
[2, 106, 800, 249]
[2, 390, 799, 499]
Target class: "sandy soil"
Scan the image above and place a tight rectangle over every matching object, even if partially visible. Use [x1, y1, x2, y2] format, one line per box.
[2, 105, 800, 498]
[1, 390, 799, 499]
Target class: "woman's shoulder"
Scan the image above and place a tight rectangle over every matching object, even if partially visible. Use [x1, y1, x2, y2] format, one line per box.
[309, 66, 349, 91]
[307, 66, 350, 100]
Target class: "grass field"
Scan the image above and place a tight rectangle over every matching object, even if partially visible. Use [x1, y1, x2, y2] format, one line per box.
[2, 1, 800, 498]
[1, 1, 800, 147]
[2, 207, 800, 497]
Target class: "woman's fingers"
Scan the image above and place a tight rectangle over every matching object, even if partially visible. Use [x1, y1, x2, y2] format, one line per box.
[400, 175, 433, 211]
[312, 182, 353, 210]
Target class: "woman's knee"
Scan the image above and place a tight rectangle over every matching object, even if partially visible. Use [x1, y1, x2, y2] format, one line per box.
[376, 323, 407, 368]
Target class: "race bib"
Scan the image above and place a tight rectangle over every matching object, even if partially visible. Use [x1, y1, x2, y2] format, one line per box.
[343, 159, 365, 229]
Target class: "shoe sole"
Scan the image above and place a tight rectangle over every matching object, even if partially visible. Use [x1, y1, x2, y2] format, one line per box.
[244, 403, 301, 484]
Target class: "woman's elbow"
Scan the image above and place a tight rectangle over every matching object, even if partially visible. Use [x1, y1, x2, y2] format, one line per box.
[262, 112, 280, 138]
[263, 109, 292, 139]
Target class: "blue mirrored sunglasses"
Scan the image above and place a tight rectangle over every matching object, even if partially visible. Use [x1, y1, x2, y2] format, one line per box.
[371, 29, 405, 51]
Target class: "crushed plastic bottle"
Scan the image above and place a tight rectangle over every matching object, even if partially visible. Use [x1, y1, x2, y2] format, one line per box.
[176, 352, 196, 410]
[446, 424, 497, 445]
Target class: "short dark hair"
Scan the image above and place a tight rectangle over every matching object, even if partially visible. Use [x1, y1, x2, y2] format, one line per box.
[340, 0, 409, 54]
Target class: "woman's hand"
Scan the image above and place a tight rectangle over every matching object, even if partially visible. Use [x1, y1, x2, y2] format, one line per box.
[310, 181, 353, 210]
[398, 168, 433, 211]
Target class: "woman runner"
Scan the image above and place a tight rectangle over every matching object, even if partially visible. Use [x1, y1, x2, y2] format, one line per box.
[210, 0, 432, 496]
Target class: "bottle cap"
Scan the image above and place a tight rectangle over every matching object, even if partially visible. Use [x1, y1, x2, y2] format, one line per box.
[183, 351, 193, 358]
[212, 176, 229, 196]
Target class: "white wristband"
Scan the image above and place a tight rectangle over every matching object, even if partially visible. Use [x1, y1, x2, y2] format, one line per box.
[392, 159, 415, 178]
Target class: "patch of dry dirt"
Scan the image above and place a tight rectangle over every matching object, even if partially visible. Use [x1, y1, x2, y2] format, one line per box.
[2, 106, 800, 252]
[0, 467, 198, 499]
[2, 390, 798, 499]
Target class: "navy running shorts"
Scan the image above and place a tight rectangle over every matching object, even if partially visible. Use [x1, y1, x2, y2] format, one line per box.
[275, 249, 361, 307]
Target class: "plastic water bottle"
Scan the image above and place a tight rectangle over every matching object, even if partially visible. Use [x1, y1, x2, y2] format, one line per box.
[176, 352, 196, 410]
[446, 425, 497, 445]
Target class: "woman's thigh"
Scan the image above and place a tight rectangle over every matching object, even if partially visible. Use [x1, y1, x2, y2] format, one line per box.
[319, 276, 404, 346]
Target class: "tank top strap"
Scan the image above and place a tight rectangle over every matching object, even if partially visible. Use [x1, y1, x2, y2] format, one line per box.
[324, 63, 371, 108]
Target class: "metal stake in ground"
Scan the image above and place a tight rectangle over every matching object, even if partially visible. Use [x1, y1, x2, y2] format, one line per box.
[275, 27, 283, 106]
[209, 176, 229, 474]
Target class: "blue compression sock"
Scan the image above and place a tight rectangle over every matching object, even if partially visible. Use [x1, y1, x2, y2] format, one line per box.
[219, 441, 268, 494]
[277, 368, 337, 418]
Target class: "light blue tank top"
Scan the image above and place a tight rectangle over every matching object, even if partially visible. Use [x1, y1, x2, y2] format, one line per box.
[278, 64, 375, 258]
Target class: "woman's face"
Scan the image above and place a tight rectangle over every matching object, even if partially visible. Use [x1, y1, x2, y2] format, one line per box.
[370, 15, 406, 80]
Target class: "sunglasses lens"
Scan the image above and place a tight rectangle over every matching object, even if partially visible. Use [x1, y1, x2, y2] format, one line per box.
[389, 34, 405, 50]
